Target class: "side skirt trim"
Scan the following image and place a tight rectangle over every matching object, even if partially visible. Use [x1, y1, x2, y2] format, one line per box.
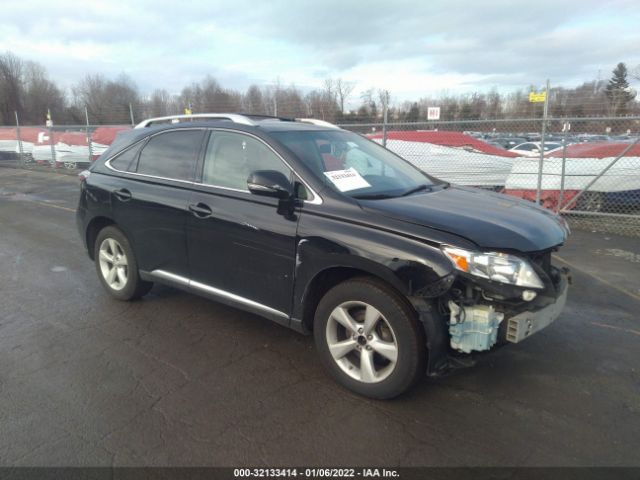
[148, 269, 289, 321]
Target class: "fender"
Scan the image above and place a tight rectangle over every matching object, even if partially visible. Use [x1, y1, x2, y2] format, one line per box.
[291, 211, 460, 329]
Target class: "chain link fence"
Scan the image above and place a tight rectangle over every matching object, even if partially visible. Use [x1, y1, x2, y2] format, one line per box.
[339, 116, 640, 237]
[0, 123, 129, 170]
[1, 116, 639, 237]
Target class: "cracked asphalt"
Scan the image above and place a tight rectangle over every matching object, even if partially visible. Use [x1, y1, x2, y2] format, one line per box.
[0, 167, 639, 467]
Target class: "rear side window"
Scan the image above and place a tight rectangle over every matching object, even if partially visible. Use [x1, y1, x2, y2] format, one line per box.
[136, 130, 203, 181]
[109, 141, 143, 172]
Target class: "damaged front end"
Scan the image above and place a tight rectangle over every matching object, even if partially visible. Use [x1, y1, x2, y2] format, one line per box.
[412, 247, 571, 376]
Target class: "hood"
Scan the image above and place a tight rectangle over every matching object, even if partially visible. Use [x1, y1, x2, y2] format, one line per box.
[359, 185, 568, 252]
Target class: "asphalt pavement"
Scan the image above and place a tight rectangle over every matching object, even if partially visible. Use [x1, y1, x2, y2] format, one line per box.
[0, 167, 638, 467]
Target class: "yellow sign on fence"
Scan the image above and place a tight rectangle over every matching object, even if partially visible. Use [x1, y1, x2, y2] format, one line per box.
[529, 91, 547, 103]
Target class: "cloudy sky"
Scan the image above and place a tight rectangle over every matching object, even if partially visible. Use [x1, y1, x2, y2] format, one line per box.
[1, 0, 639, 102]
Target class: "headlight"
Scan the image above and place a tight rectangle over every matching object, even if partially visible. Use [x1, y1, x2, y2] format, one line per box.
[442, 246, 544, 289]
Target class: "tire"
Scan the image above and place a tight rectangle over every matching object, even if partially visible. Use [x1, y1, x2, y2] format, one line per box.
[94, 225, 153, 301]
[314, 277, 426, 399]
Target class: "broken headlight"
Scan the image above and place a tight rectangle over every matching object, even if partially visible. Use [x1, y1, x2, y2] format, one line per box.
[442, 246, 544, 289]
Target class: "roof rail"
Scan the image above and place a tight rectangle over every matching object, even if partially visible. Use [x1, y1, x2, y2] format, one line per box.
[295, 118, 340, 129]
[134, 113, 256, 129]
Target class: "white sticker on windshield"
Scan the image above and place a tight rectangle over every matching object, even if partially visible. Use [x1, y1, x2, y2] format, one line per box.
[323, 168, 371, 192]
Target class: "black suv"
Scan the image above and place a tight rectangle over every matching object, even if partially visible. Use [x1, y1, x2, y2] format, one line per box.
[77, 113, 570, 399]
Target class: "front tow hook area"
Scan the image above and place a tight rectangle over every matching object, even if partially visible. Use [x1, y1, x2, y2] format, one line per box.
[505, 271, 570, 343]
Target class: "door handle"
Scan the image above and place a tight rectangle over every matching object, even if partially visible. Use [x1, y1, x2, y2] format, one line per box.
[188, 202, 213, 218]
[113, 188, 132, 201]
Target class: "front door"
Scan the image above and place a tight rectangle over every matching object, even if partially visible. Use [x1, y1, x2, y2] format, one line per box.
[186, 130, 299, 319]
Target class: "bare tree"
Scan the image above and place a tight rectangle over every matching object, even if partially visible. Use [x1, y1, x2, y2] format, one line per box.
[335, 78, 355, 114]
[73, 73, 140, 124]
[243, 85, 266, 114]
[0, 52, 24, 124]
[22, 61, 66, 124]
[147, 89, 175, 117]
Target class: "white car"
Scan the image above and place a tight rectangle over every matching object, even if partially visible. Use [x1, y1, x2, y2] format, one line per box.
[509, 141, 563, 157]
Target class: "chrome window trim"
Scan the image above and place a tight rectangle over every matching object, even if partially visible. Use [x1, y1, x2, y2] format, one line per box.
[199, 128, 323, 205]
[150, 269, 288, 319]
[103, 126, 323, 205]
[104, 128, 206, 185]
[103, 138, 147, 173]
[191, 183, 247, 194]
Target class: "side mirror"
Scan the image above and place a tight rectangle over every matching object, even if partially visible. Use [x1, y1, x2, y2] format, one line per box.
[247, 170, 292, 199]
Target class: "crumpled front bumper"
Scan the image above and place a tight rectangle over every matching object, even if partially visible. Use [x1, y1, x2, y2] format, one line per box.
[503, 270, 570, 343]
[419, 267, 571, 377]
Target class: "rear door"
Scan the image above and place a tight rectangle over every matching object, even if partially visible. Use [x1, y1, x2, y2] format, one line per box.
[109, 128, 205, 278]
[185, 129, 299, 319]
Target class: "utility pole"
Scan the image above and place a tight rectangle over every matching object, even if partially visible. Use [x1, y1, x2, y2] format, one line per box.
[535, 79, 550, 205]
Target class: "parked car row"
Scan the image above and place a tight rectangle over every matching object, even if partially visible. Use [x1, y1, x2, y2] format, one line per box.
[467, 130, 639, 149]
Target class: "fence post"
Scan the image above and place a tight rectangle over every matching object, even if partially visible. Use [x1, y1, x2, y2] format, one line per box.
[48, 126, 56, 168]
[535, 79, 550, 205]
[14, 111, 25, 167]
[129, 103, 135, 126]
[85, 107, 93, 164]
[382, 91, 389, 148]
[557, 120, 570, 213]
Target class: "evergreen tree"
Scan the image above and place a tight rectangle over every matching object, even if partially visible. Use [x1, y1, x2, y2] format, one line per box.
[605, 62, 636, 115]
[405, 102, 419, 122]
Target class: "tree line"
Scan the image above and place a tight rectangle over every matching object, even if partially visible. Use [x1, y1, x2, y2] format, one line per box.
[0, 51, 638, 126]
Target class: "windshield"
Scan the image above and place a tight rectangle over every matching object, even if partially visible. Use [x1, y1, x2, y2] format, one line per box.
[271, 130, 437, 199]
[543, 143, 562, 151]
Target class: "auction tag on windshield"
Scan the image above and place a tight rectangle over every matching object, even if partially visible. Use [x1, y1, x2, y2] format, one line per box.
[323, 168, 371, 192]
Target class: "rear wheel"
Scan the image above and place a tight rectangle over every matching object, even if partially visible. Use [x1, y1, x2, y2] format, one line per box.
[314, 277, 426, 399]
[94, 226, 153, 301]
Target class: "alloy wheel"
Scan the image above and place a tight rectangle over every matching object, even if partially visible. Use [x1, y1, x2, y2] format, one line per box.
[98, 238, 129, 291]
[325, 301, 398, 383]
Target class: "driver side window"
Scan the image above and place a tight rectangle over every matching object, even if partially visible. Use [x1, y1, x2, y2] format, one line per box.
[202, 131, 291, 190]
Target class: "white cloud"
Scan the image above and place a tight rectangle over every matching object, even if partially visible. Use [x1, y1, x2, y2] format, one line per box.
[0, 0, 639, 99]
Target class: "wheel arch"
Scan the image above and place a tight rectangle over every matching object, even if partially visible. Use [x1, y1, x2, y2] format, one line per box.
[85, 216, 116, 260]
[298, 264, 411, 334]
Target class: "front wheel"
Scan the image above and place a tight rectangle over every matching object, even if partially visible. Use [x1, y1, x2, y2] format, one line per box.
[314, 277, 426, 399]
[94, 226, 153, 301]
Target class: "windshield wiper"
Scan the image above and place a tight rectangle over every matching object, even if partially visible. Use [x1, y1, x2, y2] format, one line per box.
[352, 193, 396, 200]
[399, 184, 432, 197]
